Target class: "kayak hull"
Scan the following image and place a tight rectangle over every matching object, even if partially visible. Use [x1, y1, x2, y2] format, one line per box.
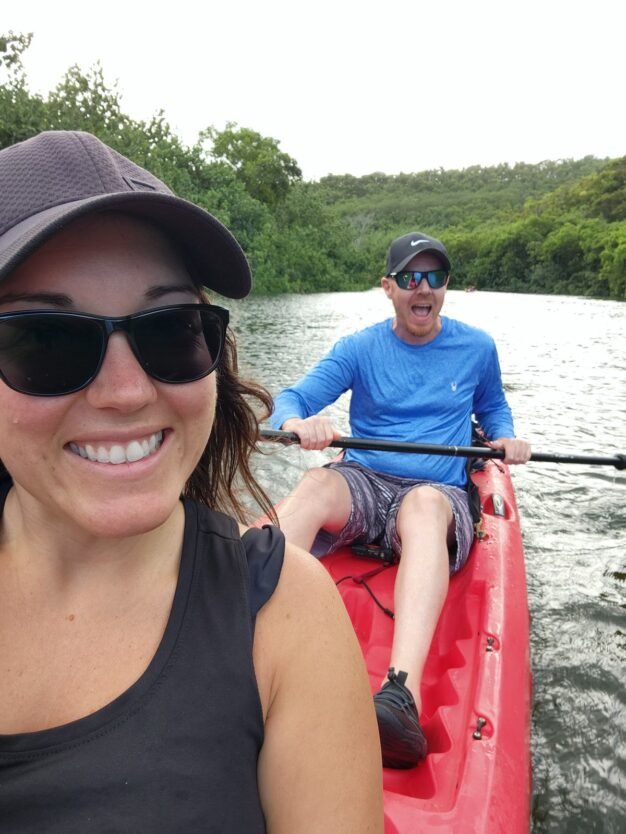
[319, 460, 531, 833]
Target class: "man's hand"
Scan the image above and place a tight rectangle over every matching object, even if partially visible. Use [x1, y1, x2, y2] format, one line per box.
[489, 437, 532, 465]
[281, 416, 341, 450]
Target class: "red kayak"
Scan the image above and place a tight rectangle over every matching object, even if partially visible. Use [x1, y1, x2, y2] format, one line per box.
[315, 459, 531, 833]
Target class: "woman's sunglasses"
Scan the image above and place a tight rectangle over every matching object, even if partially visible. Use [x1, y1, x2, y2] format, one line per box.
[391, 270, 449, 290]
[0, 303, 229, 397]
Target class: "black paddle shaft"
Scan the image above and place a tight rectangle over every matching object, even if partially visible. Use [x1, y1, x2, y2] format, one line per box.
[259, 430, 626, 470]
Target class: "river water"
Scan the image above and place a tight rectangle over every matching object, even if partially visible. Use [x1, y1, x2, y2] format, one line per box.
[229, 289, 626, 833]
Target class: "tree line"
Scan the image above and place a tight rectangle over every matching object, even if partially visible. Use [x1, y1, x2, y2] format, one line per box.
[1, 32, 624, 300]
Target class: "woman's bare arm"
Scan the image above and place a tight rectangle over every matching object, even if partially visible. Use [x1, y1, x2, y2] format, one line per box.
[254, 542, 384, 834]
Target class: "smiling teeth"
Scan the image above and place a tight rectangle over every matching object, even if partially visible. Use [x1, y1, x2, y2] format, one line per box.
[69, 431, 164, 464]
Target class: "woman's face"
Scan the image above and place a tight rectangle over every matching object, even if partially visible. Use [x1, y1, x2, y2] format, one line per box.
[0, 213, 217, 539]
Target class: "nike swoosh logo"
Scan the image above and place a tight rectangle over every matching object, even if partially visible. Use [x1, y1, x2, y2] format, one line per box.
[411, 239, 430, 247]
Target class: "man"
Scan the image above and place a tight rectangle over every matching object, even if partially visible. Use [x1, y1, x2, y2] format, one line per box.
[270, 231, 531, 768]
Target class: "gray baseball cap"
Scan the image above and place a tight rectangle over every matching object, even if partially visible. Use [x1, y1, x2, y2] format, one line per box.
[386, 231, 451, 275]
[0, 131, 251, 298]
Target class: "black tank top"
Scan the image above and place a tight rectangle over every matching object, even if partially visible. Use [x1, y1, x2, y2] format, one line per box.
[0, 483, 284, 833]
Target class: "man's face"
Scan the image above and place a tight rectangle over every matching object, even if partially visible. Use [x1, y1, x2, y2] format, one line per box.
[381, 251, 448, 344]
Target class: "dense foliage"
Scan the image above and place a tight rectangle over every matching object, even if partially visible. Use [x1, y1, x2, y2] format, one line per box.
[1, 32, 624, 299]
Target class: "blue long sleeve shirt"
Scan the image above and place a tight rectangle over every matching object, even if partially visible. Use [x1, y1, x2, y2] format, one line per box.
[271, 316, 515, 487]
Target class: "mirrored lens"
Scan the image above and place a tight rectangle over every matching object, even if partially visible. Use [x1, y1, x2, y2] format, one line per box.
[132, 307, 225, 383]
[0, 315, 103, 395]
[394, 270, 448, 290]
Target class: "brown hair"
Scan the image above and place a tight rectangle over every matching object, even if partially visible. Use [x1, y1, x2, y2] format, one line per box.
[183, 314, 277, 524]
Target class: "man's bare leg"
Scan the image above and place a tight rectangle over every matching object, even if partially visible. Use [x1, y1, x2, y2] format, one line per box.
[387, 486, 454, 713]
[276, 467, 352, 552]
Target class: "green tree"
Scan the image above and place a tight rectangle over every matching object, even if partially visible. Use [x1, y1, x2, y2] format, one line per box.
[204, 123, 302, 207]
[0, 30, 32, 73]
[598, 221, 626, 299]
[0, 32, 47, 148]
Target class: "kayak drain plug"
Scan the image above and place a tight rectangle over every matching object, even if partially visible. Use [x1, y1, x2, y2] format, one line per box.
[473, 718, 487, 740]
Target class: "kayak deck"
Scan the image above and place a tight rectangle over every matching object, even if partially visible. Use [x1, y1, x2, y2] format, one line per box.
[319, 460, 531, 833]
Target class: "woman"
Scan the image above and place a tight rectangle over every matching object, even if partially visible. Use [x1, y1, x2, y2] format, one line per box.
[0, 132, 383, 833]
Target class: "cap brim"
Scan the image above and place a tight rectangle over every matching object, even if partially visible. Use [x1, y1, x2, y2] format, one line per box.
[0, 192, 251, 299]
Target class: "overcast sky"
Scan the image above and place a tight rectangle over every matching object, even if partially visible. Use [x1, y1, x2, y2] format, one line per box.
[5, 0, 625, 181]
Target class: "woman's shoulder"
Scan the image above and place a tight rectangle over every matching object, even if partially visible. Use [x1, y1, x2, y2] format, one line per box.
[253, 541, 359, 687]
[256, 539, 343, 612]
[252, 538, 371, 723]
[237, 523, 338, 623]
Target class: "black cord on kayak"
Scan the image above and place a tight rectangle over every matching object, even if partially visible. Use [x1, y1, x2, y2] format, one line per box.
[336, 564, 395, 620]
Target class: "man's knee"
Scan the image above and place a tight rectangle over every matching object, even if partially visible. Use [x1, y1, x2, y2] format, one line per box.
[398, 486, 452, 525]
[293, 467, 351, 511]
[297, 466, 342, 491]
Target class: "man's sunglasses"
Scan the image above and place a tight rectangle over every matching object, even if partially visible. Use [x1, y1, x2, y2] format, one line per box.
[0, 303, 229, 397]
[391, 270, 449, 290]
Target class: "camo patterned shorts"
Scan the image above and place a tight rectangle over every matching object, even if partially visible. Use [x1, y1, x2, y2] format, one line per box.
[310, 460, 474, 575]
